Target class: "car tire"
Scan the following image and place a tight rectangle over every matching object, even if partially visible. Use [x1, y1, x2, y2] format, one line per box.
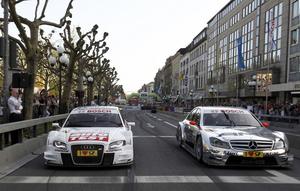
[177, 126, 183, 147]
[195, 136, 203, 163]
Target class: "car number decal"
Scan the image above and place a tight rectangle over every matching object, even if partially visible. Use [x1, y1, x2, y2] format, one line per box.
[77, 150, 98, 156]
[68, 132, 109, 142]
[243, 151, 263, 158]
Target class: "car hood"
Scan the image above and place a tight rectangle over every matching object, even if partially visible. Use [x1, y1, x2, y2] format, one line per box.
[204, 126, 278, 141]
[55, 127, 124, 144]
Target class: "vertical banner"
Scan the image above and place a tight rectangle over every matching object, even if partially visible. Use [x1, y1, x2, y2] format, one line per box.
[268, 19, 277, 51]
[217, 48, 221, 72]
[202, 53, 206, 68]
[237, 36, 245, 69]
[185, 70, 188, 87]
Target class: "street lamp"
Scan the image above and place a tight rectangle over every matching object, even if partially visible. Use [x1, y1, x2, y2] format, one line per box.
[48, 45, 69, 114]
[189, 90, 194, 106]
[248, 75, 261, 105]
[86, 71, 93, 106]
[209, 85, 217, 105]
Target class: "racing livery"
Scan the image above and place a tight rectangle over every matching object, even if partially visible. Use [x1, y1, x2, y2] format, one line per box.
[176, 106, 294, 167]
[44, 106, 134, 167]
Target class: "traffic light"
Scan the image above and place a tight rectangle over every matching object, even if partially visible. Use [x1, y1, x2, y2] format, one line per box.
[9, 40, 19, 69]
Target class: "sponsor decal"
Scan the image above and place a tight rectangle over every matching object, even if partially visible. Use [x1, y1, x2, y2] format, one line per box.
[264, 152, 279, 156]
[223, 151, 239, 156]
[55, 149, 69, 152]
[220, 110, 244, 114]
[68, 132, 109, 142]
[241, 159, 265, 165]
[109, 148, 122, 152]
[87, 110, 111, 113]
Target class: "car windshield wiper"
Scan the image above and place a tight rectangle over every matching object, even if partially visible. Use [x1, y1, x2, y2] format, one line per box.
[221, 111, 236, 126]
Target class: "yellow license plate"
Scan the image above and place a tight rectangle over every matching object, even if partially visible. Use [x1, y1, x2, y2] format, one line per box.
[77, 150, 98, 156]
[243, 151, 263, 158]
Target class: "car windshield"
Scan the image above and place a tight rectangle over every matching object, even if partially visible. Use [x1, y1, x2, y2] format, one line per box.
[64, 113, 123, 127]
[203, 112, 261, 127]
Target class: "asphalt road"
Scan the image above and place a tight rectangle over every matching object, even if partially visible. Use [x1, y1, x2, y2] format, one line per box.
[0, 110, 300, 191]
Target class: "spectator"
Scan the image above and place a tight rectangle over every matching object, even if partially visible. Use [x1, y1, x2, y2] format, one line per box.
[247, 103, 254, 113]
[8, 88, 23, 145]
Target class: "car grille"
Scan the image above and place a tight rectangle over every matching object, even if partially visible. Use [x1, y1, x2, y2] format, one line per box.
[71, 144, 104, 165]
[230, 140, 273, 151]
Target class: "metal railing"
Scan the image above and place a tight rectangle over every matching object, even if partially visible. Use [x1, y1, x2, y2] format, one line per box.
[0, 113, 68, 150]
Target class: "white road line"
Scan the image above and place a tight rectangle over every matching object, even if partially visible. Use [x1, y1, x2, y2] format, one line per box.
[1, 173, 299, 184]
[158, 118, 162, 121]
[218, 170, 300, 184]
[135, 176, 213, 183]
[146, 123, 155, 128]
[133, 136, 175, 138]
[164, 121, 177, 128]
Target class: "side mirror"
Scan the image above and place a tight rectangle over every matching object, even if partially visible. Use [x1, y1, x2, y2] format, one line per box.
[52, 123, 61, 130]
[190, 121, 196, 125]
[263, 123, 269, 127]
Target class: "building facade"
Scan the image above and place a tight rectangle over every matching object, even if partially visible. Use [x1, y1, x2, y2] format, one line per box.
[151, 0, 298, 105]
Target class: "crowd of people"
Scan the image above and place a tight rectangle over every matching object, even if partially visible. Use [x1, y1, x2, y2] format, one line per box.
[159, 100, 300, 123]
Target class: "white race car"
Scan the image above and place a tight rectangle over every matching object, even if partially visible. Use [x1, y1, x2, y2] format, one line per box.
[44, 106, 134, 167]
[176, 106, 294, 167]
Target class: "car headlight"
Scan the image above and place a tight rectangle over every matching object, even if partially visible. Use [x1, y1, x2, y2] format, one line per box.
[53, 140, 67, 149]
[210, 137, 230, 149]
[109, 140, 126, 149]
[274, 139, 284, 150]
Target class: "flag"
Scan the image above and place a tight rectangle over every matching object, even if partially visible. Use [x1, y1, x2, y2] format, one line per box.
[158, 85, 161, 93]
[237, 36, 245, 69]
[180, 72, 184, 82]
[202, 53, 206, 68]
[268, 19, 277, 51]
[217, 48, 221, 72]
[185, 70, 188, 87]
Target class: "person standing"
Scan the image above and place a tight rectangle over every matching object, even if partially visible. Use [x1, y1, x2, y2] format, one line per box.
[8, 88, 23, 145]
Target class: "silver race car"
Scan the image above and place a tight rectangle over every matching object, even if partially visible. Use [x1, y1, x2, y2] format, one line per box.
[44, 106, 134, 167]
[176, 106, 293, 167]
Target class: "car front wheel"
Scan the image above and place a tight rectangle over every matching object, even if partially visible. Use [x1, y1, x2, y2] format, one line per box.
[177, 126, 183, 147]
[195, 136, 203, 162]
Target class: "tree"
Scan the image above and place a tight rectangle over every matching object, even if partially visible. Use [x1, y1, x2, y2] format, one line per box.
[58, 22, 109, 113]
[0, 0, 73, 119]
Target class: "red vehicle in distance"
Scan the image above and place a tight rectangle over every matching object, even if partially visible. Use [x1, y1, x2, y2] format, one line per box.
[128, 98, 138, 106]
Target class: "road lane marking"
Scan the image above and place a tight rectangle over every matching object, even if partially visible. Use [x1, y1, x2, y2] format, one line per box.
[135, 176, 213, 183]
[1, 173, 299, 184]
[133, 136, 175, 138]
[164, 121, 177, 128]
[158, 118, 162, 121]
[218, 170, 300, 184]
[146, 123, 155, 128]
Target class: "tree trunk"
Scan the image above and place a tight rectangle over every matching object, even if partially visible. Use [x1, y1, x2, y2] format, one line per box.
[61, 54, 76, 113]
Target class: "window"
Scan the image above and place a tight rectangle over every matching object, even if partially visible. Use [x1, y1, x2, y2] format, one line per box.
[290, 57, 298, 73]
[293, 1, 299, 18]
[292, 29, 299, 46]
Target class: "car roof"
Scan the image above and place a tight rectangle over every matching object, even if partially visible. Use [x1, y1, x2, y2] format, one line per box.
[193, 106, 248, 112]
[70, 106, 120, 114]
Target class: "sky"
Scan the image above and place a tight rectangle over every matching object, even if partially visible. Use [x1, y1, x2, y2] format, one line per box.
[2, 0, 229, 95]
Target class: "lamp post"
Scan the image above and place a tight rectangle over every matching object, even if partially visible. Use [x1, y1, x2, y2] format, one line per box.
[115, 91, 120, 104]
[86, 71, 93, 106]
[189, 90, 194, 107]
[48, 45, 69, 114]
[208, 85, 217, 105]
[248, 75, 261, 105]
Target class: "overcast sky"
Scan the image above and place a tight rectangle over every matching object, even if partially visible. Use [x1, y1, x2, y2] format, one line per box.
[2, 0, 228, 94]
